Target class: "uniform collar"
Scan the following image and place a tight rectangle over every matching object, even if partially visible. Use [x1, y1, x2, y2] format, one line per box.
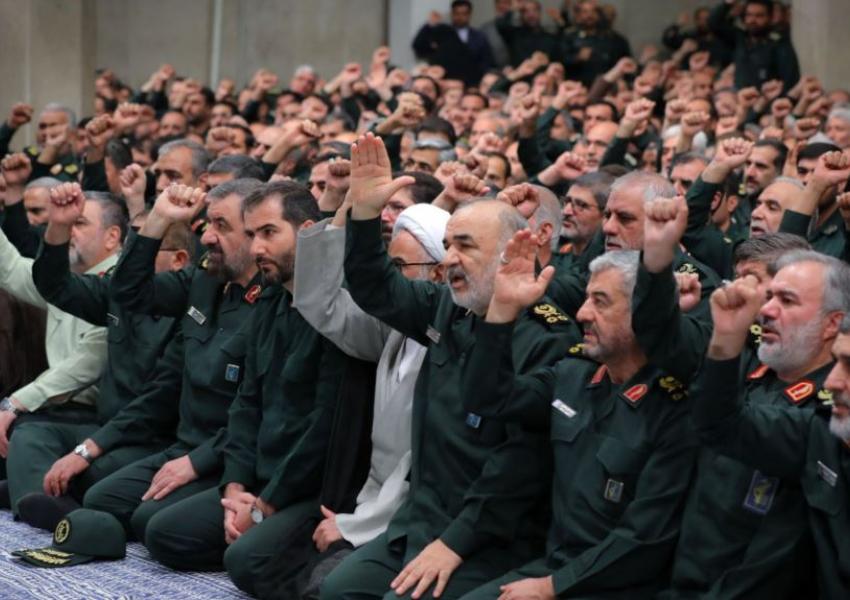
[83, 252, 120, 277]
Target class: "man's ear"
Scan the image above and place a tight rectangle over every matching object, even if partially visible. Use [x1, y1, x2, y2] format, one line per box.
[298, 219, 316, 231]
[537, 222, 554, 246]
[726, 194, 739, 213]
[171, 249, 191, 271]
[106, 226, 122, 252]
[199, 172, 209, 191]
[430, 262, 445, 283]
[824, 311, 845, 342]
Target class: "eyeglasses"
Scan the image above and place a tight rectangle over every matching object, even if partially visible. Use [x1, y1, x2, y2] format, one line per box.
[390, 258, 438, 271]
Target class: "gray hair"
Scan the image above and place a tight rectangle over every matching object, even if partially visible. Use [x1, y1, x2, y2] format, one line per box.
[588, 250, 640, 297]
[25, 177, 62, 191]
[769, 176, 805, 191]
[828, 106, 850, 125]
[159, 138, 210, 179]
[773, 250, 850, 316]
[83, 191, 129, 241]
[530, 185, 562, 248]
[572, 171, 615, 210]
[841, 314, 850, 335]
[413, 138, 457, 163]
[610, 171, 676, 204]
[41, 103, 77, 127]
[294, 65, 316, 78]
[207, 178, 263, 204]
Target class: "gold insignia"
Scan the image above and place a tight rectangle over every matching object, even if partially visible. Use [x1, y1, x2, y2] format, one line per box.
[818, 389, 834, 404]
[50, 163, 62, 175]
[676, 262, 698, 275]
[26, 145, 39, 157]
[23, 550, 71, 565]
[531, 303, 569, 325]
[199, 252, 210, 269]
[568, 343, 585, 355]
[64, 163, 78, 174]
[658, 376, 687, 401]
[749, 323, 763, 345]
[53, 518, 71, 544]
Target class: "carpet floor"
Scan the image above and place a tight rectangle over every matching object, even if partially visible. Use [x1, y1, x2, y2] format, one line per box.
[0, 511, 250, 599]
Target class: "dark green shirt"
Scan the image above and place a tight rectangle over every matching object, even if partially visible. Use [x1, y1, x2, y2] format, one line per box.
[344, 215, 580, 560]
[32, 237, 178, 450]
[692, 356, 848, 599]
[220, 286, 345, 510]
[465, 322, 696, 596]
[110, 233, 260, 475]
[669, 360, 829, 598]
[780, 207, 847, 259]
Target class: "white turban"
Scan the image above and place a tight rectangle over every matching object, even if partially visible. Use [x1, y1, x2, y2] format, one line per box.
[392, 204, 451, 262]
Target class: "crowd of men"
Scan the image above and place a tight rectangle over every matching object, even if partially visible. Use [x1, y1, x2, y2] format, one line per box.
[1, 0, 850, 598]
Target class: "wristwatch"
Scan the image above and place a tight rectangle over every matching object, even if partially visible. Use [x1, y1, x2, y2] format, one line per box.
[0, 398, 19, 415]
[73, 443, 93, 463]
[250, 502, 265, 525]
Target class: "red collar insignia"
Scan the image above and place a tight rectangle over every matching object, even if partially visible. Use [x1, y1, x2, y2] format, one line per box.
[244, 284, 262, 304]
[784, 380, 815, 405]
[622, 384, 648, 405]
[747, 364, 770, 380]
[590, 365, 608, 385]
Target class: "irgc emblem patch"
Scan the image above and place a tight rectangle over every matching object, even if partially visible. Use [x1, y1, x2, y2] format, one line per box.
[53, 518, 71, 544]
[604, 479, 624, 503]
[742, 470, 778, 515]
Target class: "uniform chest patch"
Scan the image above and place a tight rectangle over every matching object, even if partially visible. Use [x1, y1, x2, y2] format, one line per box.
[817, 461, 838, 487]
[603, 479, 624, 503]
[244, 284, 262, 304]
[187, 306, 207, 325]
[225, 364, 240, 383]
[465, 413, 482, 429]
[742, 470, 778, 515]
[552, 399, 576, 418]
[426, 326, 441, 344]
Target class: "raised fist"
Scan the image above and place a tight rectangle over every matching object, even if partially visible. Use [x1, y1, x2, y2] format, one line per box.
[709, 275, 762, 349]
[664, 99, 687, 125]
[433, 161, 469, 188]
[327, 158, 352, 194]
[206, 126, 235, 155]
[643, 195, 688, 272]
[339, 63, 362, 84]
[45, 123, 70, 149]
[760, 79, 784, 102]
[372, 46, 391, 65]
[624, 98, 656, 126]
[86, 114, 115, 149]
[1, 153, 32, 188]
[47, 182, 86, 226]
[152, 183, 207, 224]
[688, 51, 710, 72]
[675, 272, 702, 313]
[792, 117, 820, 141]
[553, 151, 587, 181]
[737, 87, 760, 108]
[497, 183, 538, 219]
[6, 103, 33, 129]
[714, 137, 753, 170]
[119, 163, 147, 201]
[113, 103, 143, 133]
[811, 150, 850, 188]
[680, 110, 709, 137]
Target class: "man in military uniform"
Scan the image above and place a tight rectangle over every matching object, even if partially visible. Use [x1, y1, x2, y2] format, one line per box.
[553, 172, 612, 274]
[458, 244, 696, 599]
[141, 182, 345, 595]
[320, 133, 580, 599]
[0, 191, 124, 502]
[690, 254, 850, 598]
[5, 184, 193, 531]
[709, 0, 799, 90]
[82, 178, 262, 543]
[27, 104, 82, 184]
[778, 150, 850, 259]
[560, 0, 632, 87]
[640, 198, 838, 597]
[495, 0, 560, 66]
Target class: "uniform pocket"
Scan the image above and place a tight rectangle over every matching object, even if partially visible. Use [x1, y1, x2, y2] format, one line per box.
[802, 462, 843, 517]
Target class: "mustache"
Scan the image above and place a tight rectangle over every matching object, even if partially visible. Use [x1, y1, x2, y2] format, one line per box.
[446, 265, 468, 282]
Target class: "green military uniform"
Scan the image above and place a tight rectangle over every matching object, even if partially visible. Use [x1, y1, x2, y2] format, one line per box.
[320, 216, 581, 599]
[459, 324, 697, 598]
[6, 237, 179, 512]
[560, 27, 632, 87]
[82, 233, 260, 542]
[546, 233, 607, 319]
[631, 254, 720, 384]
[664, 360, 829, 598]
[780, 207, 847, 259]
[682, 175, 747, 280]
[692, 356, 849, 598]
[143, 285, 345, 596]
[23, 144, 81, 183]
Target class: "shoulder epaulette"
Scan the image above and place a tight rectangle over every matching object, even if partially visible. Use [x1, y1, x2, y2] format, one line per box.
[784, 380, 815, 405]
[622, 383, 649, 406]
[529, 302, 570, 327]
[748, 364, 770, 380]
[244, 284, 262, 304]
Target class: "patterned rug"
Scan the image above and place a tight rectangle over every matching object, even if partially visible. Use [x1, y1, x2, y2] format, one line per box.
[0, 511, 250, 599]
